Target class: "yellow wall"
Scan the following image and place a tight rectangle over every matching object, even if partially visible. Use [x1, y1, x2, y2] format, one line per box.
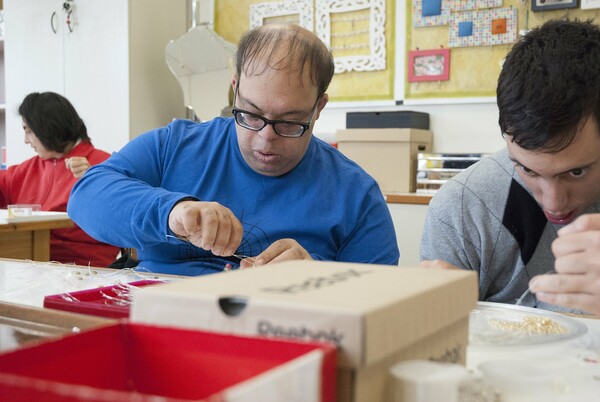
[214, 1, 600, 102]
[406, 3, 600, 99]
[214, 0, 396, 102]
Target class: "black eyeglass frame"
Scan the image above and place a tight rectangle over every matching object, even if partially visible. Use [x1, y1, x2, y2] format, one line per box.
[231, 79, 319, 138]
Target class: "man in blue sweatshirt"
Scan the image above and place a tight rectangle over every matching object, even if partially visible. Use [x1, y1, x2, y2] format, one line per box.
[68, 24, 399, 276]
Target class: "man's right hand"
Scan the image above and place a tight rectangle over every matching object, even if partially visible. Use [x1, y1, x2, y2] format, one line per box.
[168, 200, 243, 257]
[420, 259, 461, 270]
[531, 214, 600, 316]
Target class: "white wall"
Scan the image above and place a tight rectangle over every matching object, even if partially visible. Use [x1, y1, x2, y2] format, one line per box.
[314, 100, 505, 155]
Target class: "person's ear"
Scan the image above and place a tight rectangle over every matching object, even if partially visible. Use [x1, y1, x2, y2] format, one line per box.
[315, 93, 329, 120]
[230, 74, 238, 91]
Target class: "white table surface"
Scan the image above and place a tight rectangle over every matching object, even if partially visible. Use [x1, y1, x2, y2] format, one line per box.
[466, 307, 600, 401]
[1, 259, 599, 400]
[0, 209, 70, 224]
[0, 258, 174, 307]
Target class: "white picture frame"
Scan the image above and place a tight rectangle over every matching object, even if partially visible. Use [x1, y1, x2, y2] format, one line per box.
[315, 0, 387, 74]
[249, 0, 314, 30]
[581, 0, 600, 9]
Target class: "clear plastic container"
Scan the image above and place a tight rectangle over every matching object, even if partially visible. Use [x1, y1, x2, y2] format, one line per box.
[7, 204, 41, 217]
[390, 360, 468, 402]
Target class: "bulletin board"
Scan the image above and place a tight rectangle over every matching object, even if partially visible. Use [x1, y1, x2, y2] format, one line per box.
[214, 0, 397, 102]
[406, 0, 600, 101]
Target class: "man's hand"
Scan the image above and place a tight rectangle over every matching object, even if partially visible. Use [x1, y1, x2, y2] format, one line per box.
[420, 259, 461, 269]
[65, 157, 91, 178]
[168, 200, 243, 257]
[530, 214, 600, 315]
[240, 238, 312, 268]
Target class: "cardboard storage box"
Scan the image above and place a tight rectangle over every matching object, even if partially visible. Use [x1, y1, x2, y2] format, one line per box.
[336, 128, 433, 193]
[131, 261, 478, 402]
[0, 322, 337, 402]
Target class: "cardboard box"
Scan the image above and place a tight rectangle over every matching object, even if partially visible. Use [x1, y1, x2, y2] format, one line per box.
[130, 261, 478, 402]
[336, 129, 433, 193]
[0, 322, 337, 402]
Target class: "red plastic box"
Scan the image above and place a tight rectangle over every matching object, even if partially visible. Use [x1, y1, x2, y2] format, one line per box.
[0, 322, 336, 401]
[43, 280, 164, 318]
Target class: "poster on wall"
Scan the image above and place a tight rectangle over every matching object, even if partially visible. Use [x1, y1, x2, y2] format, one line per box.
[413, 0, 451, 27]
[448, 8, 516, 48]
[407, 48, 450, 82]
[581, 0, 600, 9]
[531, 0, 578, 11]
[407, 0, 600, 101]
[316, 0, 387, 74]
[249, 0, 313, 29]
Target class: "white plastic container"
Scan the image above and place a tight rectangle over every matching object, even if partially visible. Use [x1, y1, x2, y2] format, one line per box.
[389, 360, 468, 402]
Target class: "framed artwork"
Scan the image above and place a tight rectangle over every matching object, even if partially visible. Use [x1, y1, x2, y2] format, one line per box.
[482, 7, 517, 46]
[249, 0, 313, 29]
[407, 48, 450, 82]
[581, 0, 600, 9]
[412, 0, 451, 28]
[448, 10, 483, 47]
[315, 0, 387, 74]
[448, 0, 502, 11]
[531, 0, 577, 12]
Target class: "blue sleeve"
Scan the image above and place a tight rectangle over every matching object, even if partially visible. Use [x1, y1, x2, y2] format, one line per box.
[335, 184, 400, 265]
[67, 121, 194, 249]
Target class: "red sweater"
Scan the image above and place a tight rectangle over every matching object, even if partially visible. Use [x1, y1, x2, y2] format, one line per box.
[0, 141, 119, 267]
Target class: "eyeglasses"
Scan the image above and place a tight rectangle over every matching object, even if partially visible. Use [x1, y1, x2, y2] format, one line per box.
[231, 79, 319, 138]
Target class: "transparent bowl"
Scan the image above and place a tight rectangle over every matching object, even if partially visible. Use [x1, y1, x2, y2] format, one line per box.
[469, 302, 587, 349]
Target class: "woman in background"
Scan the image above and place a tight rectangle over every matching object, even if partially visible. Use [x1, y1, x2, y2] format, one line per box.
[0, 92, 119, 266]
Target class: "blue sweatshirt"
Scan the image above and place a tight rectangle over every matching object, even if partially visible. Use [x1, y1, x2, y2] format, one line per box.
[68, 118, 399, 275]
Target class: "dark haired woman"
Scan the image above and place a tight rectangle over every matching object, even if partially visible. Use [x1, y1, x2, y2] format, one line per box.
[0, 92, 119, 266]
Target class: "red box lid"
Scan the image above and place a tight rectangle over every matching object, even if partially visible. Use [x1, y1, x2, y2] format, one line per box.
[43, 280, 165, 319]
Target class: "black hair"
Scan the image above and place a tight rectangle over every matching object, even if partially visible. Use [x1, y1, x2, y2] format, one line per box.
[235, 24, 335, 98]
[497, 18, 600, 152]
[18, 92, 90, 153]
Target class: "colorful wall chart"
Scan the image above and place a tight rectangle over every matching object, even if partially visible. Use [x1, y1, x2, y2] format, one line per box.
[406, 0, 600, 100]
